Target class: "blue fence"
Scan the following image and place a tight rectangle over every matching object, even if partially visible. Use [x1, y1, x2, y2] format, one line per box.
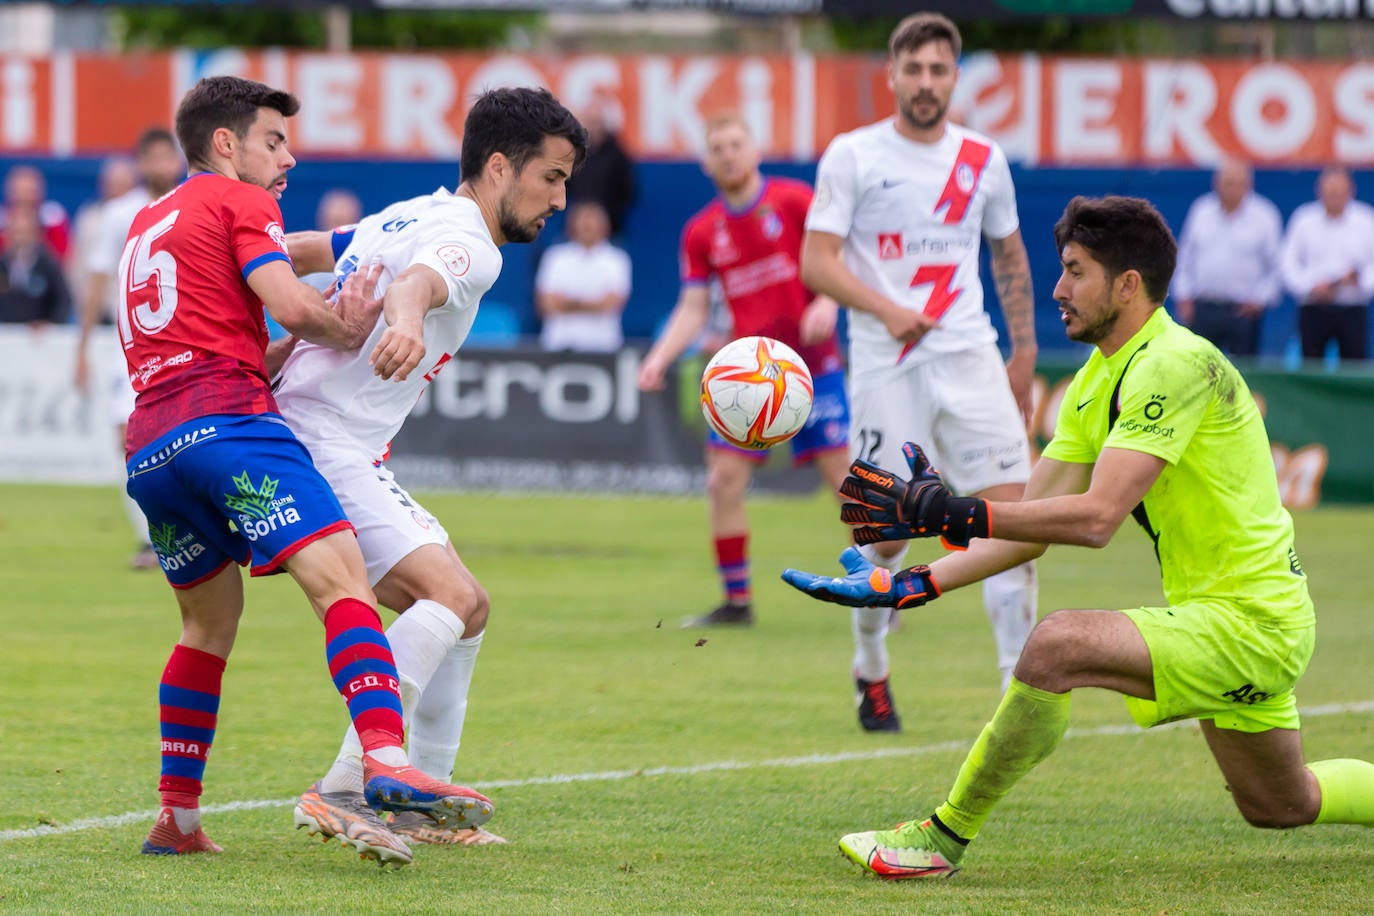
[7, 153, 1366, 359]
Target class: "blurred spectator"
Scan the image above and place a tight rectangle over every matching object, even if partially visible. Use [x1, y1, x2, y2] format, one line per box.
[316, 187, 362, 231]
[68, 157, 139, 312]
[0, 205, 71, 326]
[0, 164, 71, 257]
[1280, 166, 1374, 361]
[1172, 159, 1282, 358]
[565, 91, 635, 237]
[535, 201, 631, 353]
[73, 126, 184, 570]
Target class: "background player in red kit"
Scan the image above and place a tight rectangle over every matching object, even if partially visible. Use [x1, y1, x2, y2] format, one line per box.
[637, 114, 887, 730]
[121, 75, 492, 865]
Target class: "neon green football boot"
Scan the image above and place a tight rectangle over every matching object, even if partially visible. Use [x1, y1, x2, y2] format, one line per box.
[838, 815, 967, 879]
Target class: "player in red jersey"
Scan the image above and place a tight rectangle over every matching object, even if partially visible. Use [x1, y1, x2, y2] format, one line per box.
[637, 114, 886, 727]
[124, 76, 493, 865]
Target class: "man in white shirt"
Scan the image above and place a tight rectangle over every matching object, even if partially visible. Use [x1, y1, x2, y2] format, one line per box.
[272, 86, 586, 859]
[535, 200, 631, 352]
[1280, 166, 1374, 361]
[801, 12, 1039, 709]
[1172, 159, 1283, 358]
[72, 127, 184, 569]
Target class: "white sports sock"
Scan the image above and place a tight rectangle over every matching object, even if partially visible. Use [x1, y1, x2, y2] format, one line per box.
[983, 561, 1038, 692]
[850, 544, 904, 682]
[850, 607, 890, 683]
[409, 631, 484, 781]
[320, 600, 465, 793]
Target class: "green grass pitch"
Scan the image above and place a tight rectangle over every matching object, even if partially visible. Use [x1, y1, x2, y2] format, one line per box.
[1, 483, 1371, 914]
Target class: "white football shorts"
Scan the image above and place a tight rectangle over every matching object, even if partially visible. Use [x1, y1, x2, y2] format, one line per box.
[308, 444, 450, 587]
[848, 342, 1031, 496]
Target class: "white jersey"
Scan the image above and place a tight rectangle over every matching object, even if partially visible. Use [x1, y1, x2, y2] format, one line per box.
[273, 189, 501, 461]
[807, 119, 1019, 378]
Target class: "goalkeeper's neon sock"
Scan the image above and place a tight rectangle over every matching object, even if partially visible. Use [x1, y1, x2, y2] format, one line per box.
[1309, 758, 1374, 826]
[935, 677, 1071, 839]
[714, 533, 750, 607]
[838, 814, 967, 879]
[156, 644, 224, 809]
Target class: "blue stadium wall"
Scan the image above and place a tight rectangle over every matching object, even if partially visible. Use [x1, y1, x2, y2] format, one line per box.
[9, 155, 1359, 359]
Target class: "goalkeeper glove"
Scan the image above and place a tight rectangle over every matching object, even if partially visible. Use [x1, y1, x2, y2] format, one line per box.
[839, 441, 991, 549]
[781, 546, 940, 610]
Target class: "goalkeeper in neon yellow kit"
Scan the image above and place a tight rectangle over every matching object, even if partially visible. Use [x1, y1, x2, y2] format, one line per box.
[784, 194, 1374, 879]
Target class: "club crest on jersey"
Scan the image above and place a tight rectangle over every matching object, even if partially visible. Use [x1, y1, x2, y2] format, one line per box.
[266, 221, 288, 252]
[955, 163, 976, 193]
[878, 233, 904, 261]
[437, 244, 471, 278]
[758, 206, 783, 240]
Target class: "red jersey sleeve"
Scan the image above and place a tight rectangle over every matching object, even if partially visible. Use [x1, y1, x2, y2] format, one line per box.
[678, 212, 713, 286]
[222, 183, 293, 279]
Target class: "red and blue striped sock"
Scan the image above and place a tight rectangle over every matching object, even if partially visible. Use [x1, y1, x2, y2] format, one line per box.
[715, 534, 750, 606]
[157, 644, 225, 809]
[324, 598, 404, 753]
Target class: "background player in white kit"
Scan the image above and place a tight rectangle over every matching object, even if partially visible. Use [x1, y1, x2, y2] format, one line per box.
[800, 12, 1038, 694]
[269, 87, 586, 858]
[73, 127, 185, 569]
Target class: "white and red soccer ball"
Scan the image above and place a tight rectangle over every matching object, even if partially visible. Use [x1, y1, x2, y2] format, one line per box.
[699, 336, 814, 450]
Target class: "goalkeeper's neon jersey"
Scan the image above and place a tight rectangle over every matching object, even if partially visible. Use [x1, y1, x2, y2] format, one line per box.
[1042, 308, 1312, 628]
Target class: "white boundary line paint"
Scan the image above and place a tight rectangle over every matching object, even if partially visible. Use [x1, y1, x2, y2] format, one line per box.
[3, 700, 1371, 844]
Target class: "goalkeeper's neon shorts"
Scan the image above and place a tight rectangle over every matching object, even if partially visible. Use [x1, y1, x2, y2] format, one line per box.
[707, 368, 849, 465]
[126, 413, 354, 588]
[1122, 598, 1315, 733]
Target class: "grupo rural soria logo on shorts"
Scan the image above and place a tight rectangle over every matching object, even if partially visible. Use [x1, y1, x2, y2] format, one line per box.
[437, 244, 471, 278]
[224, 471, 302, 541]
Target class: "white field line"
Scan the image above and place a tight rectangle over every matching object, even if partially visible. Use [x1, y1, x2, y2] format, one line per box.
[4, 699, 1372, 844]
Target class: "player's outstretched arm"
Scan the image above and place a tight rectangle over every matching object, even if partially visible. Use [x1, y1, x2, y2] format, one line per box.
[839, 442, 991, 548]
[782, 546, 939, 610]
[988, 229, 1038, 422]
[285, 230, 336, 276]
[636, 284, 710, 392]
[253, 259, 382, 351]
[369, 264, 445, 382]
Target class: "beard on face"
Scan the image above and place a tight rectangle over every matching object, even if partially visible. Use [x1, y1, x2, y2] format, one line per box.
[901, 94, 948, 131]
[498, 199, 541, 244]
[1066, 298, 1120, 345]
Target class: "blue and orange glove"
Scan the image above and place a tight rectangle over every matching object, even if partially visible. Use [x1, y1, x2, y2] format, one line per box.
[839, 441, 991, 549]
[781, 546, 940, 610]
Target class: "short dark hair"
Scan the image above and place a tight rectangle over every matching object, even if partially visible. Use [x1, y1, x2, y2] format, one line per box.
[136, 126, 177, 156]
[889, 12, 962, 59]
[1053, 196, 1177, 304]
[459, 86, 588, 183]
[175, 76, 300, 169]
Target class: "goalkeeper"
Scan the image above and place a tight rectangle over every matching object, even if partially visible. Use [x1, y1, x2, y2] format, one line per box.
[784, 194, 1374, 880]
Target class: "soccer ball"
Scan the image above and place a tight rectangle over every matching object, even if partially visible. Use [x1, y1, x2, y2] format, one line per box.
[699, 336, 813, 450]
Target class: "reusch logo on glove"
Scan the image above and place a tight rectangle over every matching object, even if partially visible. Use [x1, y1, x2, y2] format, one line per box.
[852, 466, 895, 489]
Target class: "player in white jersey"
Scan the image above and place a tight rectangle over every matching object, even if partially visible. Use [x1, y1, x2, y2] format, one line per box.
[270, 87, 587, 858]
[72, 127, 184, 570]
[801, 12, 1038, 698]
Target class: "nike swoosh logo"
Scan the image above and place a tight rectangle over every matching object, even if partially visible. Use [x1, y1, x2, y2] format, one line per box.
[998, 459, 1018, 470]
[1077, 397, 1096, 411]
[881, 178, 905, 189]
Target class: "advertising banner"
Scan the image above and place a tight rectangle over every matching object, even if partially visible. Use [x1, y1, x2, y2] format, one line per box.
[3, 49, 1374, 165]
[2, 329, 1367, 507]
[386, 346, 822, 495]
